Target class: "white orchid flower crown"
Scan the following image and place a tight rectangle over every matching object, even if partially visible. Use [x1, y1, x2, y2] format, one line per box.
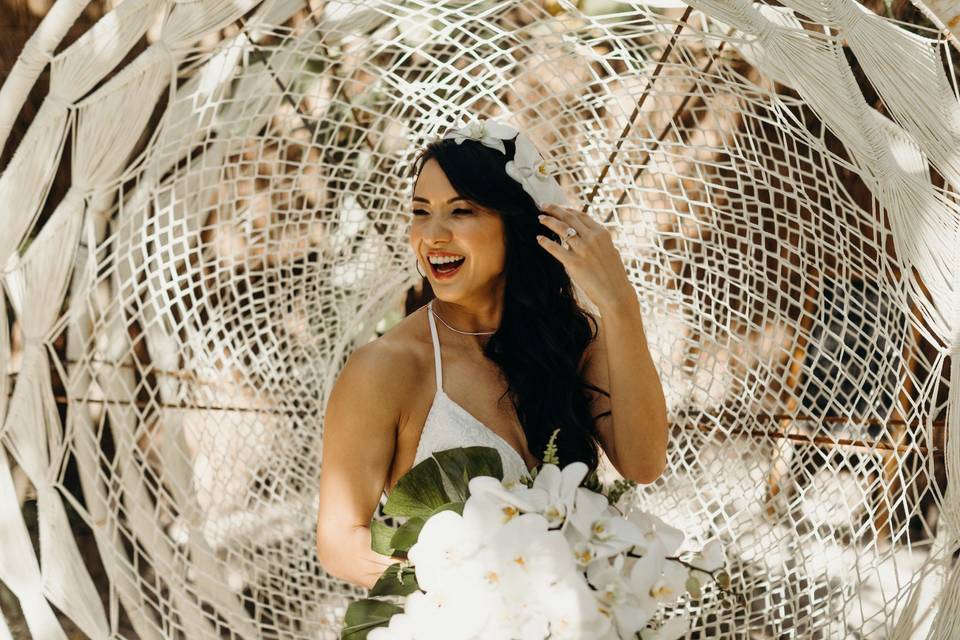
[441, 118, 567, 209]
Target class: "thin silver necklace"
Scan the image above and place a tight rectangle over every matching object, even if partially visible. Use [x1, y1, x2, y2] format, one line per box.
[431, 301, 497, 336]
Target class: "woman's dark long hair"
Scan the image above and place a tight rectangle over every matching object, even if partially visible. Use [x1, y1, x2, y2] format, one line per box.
[410, 133, 612, 479]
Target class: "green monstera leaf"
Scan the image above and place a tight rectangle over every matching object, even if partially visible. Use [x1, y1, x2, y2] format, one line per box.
[383, 457, 450, 518]
[347, 447, 522, 637]
[432, 445, 504, 501]
[369, 520, 398, 556]
[369, 562, 420, 598]
[429, 501, 464, 517]
[340, 599, 404, 639]
[389, 516, 426, 553]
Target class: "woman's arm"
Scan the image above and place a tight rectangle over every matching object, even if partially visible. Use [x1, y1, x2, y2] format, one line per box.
[582, 299, 669, 484]
[316, 341, 409, 589]
[317, 521, 397, 590]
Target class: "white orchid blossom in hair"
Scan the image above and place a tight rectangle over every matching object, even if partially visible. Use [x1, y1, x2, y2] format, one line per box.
[442, 118, 518, 155]
[439, 118, 567, 209]
[505, 132, 568, 209]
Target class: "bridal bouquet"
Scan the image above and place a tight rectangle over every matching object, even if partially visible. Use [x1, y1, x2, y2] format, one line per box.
[341, 433, 729, 640]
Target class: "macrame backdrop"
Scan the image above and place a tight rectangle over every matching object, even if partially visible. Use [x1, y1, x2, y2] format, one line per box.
[1, 0, 959, 638]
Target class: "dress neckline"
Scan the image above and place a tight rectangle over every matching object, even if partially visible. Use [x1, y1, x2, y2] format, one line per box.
[384, 386, 531, 501]
[425, 300, 531, 471]
[433, 388, 531, 472]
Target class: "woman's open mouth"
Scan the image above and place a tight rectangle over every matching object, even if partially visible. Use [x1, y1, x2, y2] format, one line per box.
[428, 256, 466, 280]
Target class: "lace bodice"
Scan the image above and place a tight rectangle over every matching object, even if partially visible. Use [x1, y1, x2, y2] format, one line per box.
[382, 301, 531, 500]
[415, 300, 531, 480]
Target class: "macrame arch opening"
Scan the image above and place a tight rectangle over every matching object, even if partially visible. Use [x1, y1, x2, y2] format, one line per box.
[1, 0, 959, 638]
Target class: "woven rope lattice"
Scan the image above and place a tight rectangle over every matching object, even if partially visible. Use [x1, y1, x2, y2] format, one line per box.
[1, 0, 959, 638]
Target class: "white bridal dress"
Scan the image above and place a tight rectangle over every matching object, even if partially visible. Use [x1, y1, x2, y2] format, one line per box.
[382, 299, 532, 501]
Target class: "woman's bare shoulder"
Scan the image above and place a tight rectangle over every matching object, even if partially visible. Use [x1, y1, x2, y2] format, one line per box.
[343, 305, 430, 393]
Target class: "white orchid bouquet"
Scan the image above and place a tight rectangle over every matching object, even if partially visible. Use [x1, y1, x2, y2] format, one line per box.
[341, 432, 731, 639]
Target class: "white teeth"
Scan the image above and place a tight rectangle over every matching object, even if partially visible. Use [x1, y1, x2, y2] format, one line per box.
[428, 255, 465, 265]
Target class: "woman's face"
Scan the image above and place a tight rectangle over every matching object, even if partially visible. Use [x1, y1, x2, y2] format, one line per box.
[410, 158, 506, 300]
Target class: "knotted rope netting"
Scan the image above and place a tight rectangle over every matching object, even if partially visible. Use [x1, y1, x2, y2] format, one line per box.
[1, 0, 959, 637]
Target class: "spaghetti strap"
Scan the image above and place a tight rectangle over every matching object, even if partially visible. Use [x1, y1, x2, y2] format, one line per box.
[427, 300, 443, 392]
[407, 298, 530, 487]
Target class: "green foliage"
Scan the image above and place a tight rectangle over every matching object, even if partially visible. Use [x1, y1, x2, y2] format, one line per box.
[605, 477, 638, 506]
[369, 562, 420, 598]
[370, 520, 398, 556]
[353, 446, 514, 635]
[389, 517, 426, 555]
[432, 446, 504, 501]
[541, 428, 561, 465]
[429, 501, 465, 517]
[520, 470, 536, 487]
[340, 599, 404, 639]
[381, 446, 504, 520]
[581, 467, 603, 494]
[382, 457, 450, 518]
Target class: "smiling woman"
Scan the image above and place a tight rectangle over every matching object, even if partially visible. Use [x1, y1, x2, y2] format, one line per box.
[410, 164, 507, 293]
[316, 121, 667, 591]
[399, 126, 667, 483]
[416, 201, 470, 277]
[427, 256, 465, 279]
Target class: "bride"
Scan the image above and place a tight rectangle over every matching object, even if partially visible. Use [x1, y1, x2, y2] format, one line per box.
[316, 119, 669, 590]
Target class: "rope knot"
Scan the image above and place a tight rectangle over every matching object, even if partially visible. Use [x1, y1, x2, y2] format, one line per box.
[21, 334, 46, 349]
[831, 1, 866, 32]
[19, 45, 55, 73]
[63, 183, 91, 203]
[44, 92, 73, 111]
[754, 16, 778, 44]
[155, 38, 175, 58]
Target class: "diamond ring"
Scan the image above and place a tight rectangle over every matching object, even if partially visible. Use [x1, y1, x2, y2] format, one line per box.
[561, 226, 577, 250]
